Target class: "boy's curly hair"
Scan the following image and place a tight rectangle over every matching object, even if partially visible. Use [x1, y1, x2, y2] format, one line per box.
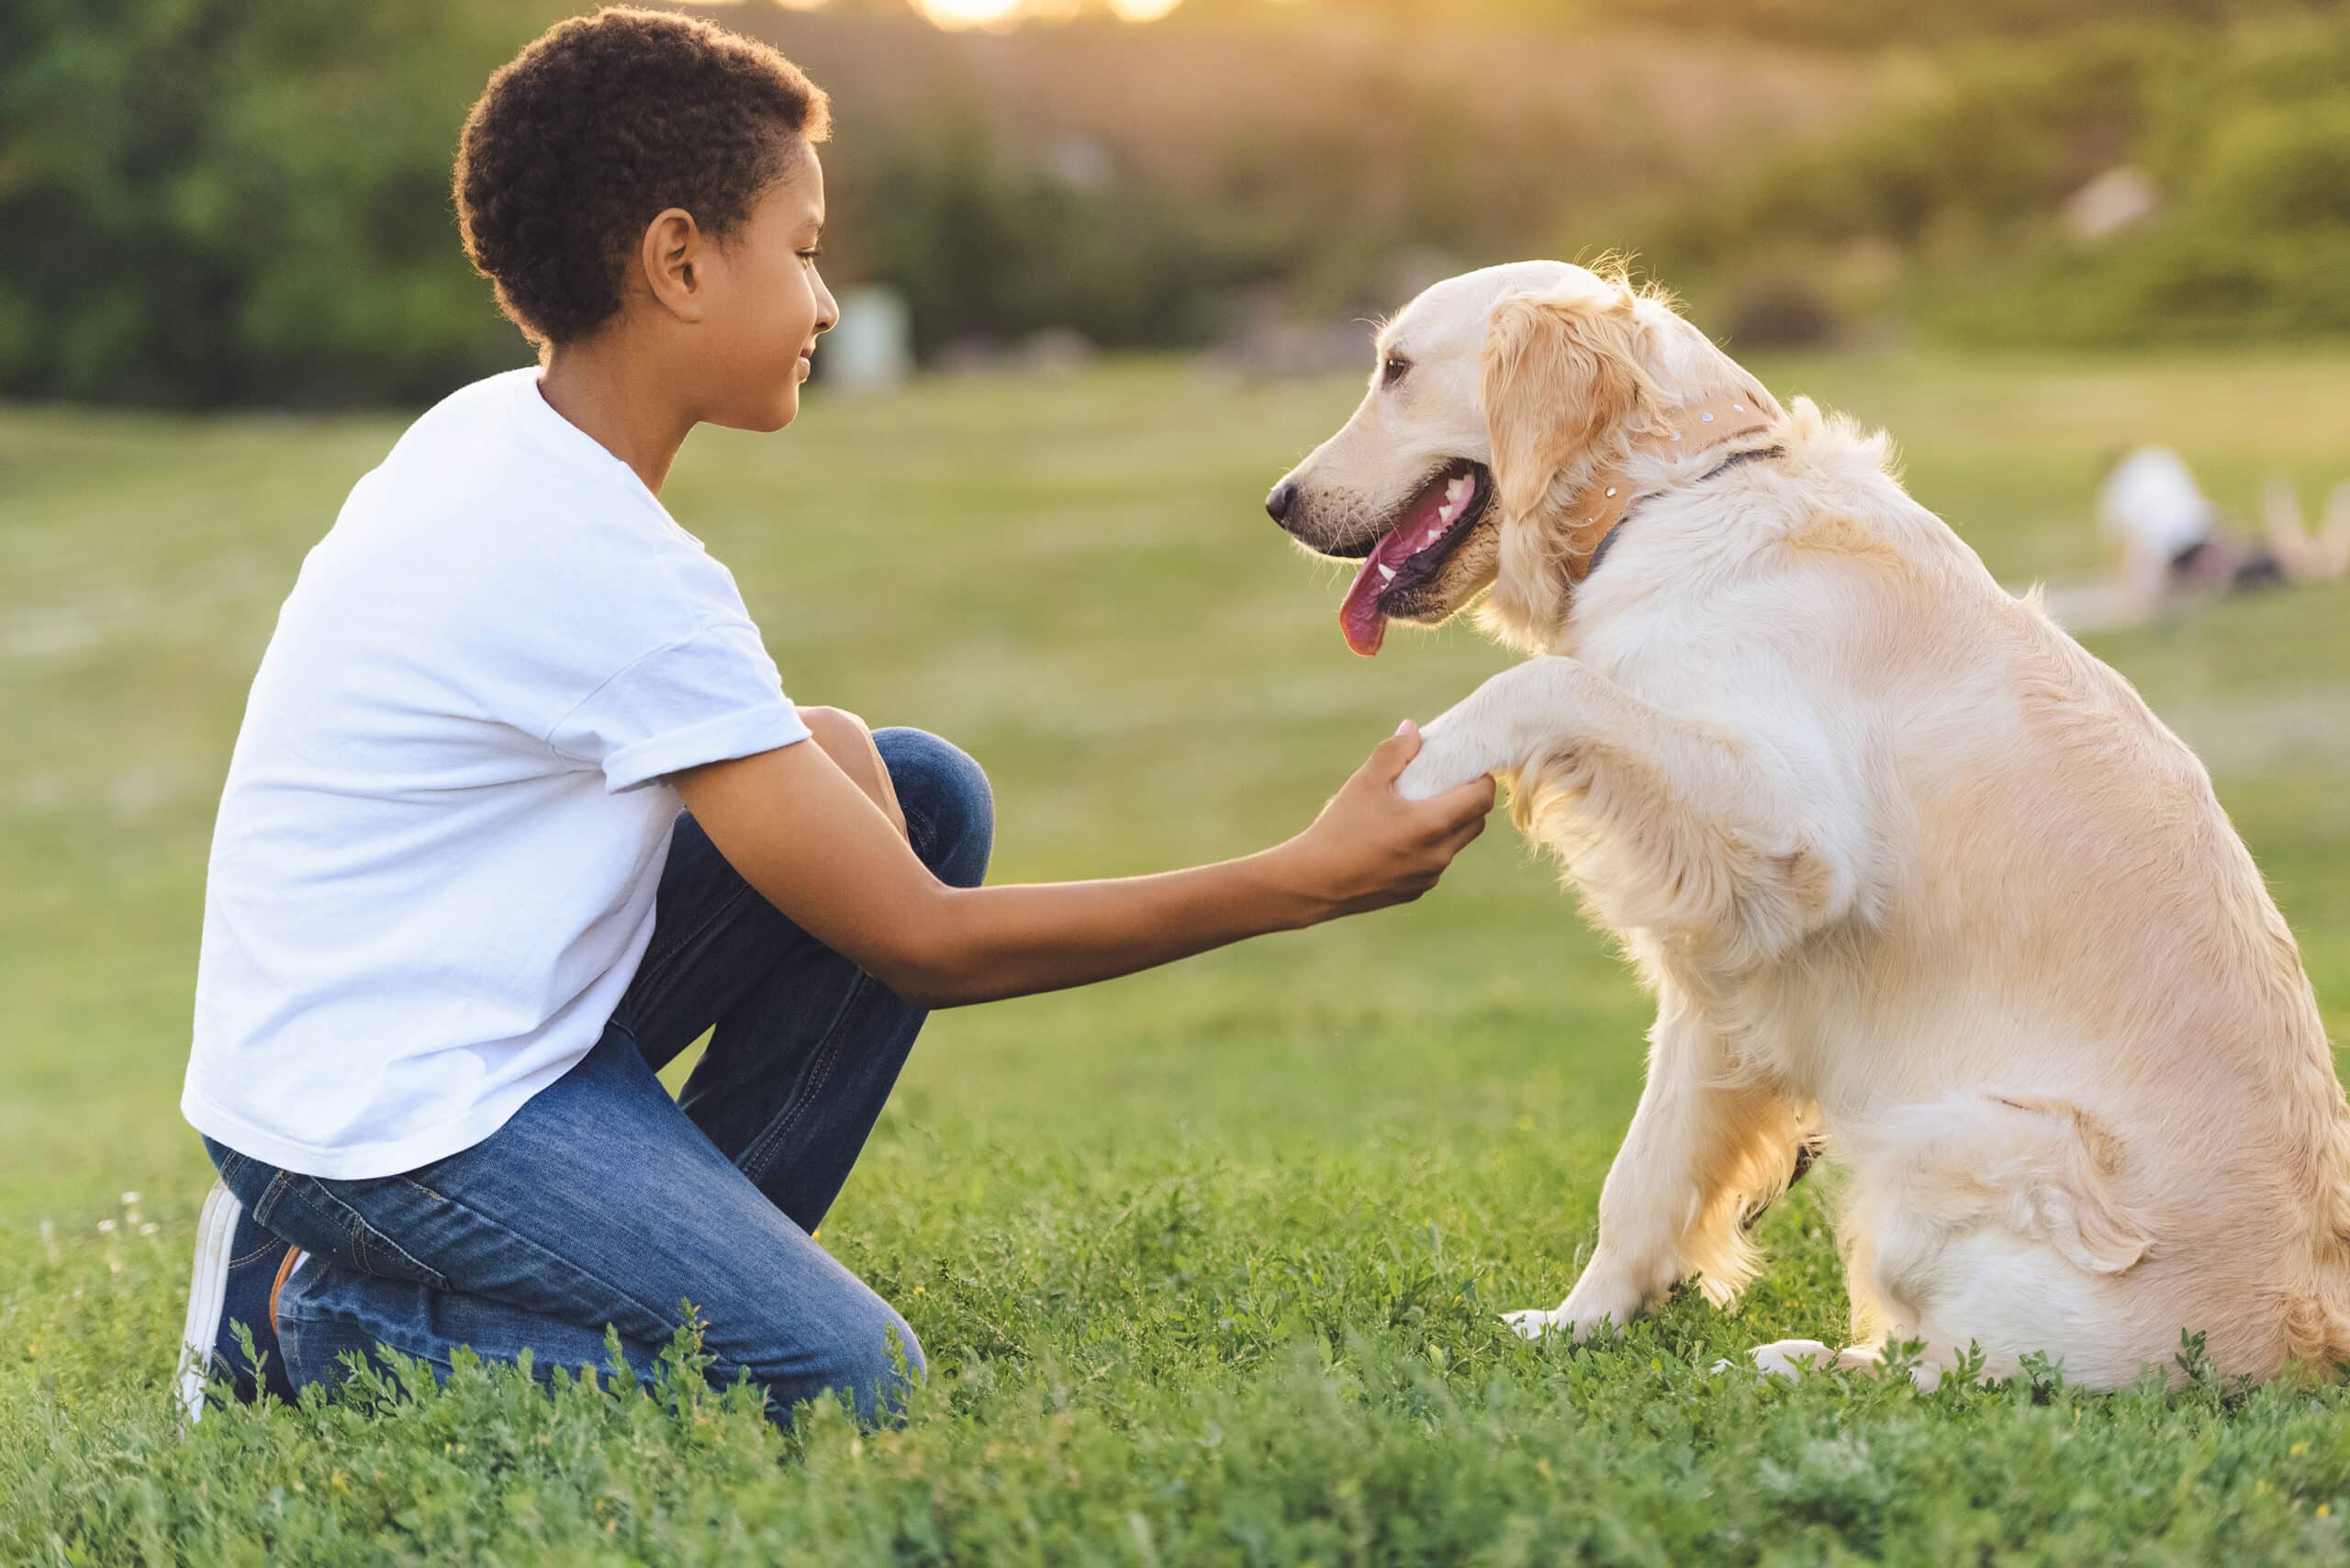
[454, 6, 831, 348]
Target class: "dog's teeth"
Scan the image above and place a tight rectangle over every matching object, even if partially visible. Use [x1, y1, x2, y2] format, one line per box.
[1377, 564, 1397, 582]
[1424, 530, 1441, 546]
[1446, 476, 1471, 505]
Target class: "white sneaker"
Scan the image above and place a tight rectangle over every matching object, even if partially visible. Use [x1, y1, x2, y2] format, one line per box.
[176, 1177, 302, 1424]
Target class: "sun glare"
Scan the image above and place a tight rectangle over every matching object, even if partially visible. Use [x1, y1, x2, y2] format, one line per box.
[903, 0, 1185, 26]
[911, 0, 1026, 28]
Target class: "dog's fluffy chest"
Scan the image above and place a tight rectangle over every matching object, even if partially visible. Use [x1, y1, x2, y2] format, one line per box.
[1626, 923, 1883, 1104]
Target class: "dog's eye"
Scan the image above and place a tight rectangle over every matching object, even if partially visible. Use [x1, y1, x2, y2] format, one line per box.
[1382, 354, 1410, 388]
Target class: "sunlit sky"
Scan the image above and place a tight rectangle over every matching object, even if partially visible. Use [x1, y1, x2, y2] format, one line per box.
[755, 0, 1188, 27]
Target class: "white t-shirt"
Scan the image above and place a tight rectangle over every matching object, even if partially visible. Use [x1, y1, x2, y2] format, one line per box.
[182, 367, 811, 1180]
[2098, 446, 2218, 566]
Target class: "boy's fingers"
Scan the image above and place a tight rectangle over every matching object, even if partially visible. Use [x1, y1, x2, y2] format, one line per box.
[1426, 772, 1498, 826]
[1366, 720, 1422, 782]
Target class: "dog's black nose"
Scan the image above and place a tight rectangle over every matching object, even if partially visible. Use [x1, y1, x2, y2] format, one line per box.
[1265, 480, 1297, 524]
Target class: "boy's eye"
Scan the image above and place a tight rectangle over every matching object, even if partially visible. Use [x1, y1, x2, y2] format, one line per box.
[1382, 355, 1410, 387]
[798, 247, 822, 261]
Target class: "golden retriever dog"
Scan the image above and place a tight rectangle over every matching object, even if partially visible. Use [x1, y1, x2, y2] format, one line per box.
[1265, 260, 2350, 1388]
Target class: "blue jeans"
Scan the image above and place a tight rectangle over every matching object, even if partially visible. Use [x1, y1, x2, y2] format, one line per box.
[199, 728, 991, 1427]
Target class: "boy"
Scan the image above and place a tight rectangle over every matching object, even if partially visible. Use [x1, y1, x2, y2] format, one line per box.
[176, 6, 1494, 1429]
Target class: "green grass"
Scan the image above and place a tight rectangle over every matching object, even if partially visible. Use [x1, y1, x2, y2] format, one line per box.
[5, 347, 2350, 1563]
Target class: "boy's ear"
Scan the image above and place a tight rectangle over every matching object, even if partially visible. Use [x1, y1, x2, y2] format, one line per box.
[641, 207, 707, 323]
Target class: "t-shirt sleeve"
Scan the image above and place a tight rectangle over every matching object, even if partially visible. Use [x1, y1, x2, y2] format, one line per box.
[546, 616, 811, 793]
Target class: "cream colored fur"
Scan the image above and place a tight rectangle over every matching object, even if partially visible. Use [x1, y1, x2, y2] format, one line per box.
[1284, 261, 2350, 1388]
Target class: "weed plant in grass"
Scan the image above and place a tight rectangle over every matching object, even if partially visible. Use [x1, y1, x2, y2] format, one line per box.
[5, 351, 2349, 1562]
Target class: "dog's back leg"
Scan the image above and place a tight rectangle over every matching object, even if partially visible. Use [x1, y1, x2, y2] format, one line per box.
[1720, 1338, 1931, 1385]
[1834, 1093, 2159, 1388]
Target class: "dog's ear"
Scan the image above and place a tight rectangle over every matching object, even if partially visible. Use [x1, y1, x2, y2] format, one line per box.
[1481, 282, 1653, 526]
[1477, 283, 1655, 648]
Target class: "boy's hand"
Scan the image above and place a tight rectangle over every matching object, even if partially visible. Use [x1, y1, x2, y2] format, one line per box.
[1276, 721, 1496, 920]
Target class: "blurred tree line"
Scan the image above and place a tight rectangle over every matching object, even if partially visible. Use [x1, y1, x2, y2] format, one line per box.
[3, 0, 2344, 408]
[1585, 0, 2338, 47]
[1629, 12, 2350, 347]
[0, 0, 551, 407]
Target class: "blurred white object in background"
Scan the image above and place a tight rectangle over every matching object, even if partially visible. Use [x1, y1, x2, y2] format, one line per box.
[2099, 445, 2217, 569]
[823, 284, 913, 395]
[2064, 166, 2162, 243]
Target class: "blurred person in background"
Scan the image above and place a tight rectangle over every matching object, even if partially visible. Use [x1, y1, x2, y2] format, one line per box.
[2036, 444, 2347, 632]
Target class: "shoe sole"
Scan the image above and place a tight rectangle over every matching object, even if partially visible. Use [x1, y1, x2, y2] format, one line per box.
[176, 1179, 241, 1427]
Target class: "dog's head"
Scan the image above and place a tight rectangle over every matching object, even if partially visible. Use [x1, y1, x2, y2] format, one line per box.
[1268, 260, 1771, 655]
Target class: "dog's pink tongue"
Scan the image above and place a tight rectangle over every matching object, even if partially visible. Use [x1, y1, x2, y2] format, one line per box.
[1339, 563, 1388, 656]
[1339, 522, 1420, 657]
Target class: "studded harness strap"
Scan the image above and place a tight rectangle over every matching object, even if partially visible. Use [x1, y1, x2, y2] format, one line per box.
[1557, 391, 1779, 584]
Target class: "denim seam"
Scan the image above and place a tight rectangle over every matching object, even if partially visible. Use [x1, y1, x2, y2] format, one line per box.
[738, 972, 874, 1191]
[252, 1170, 291, 1228]
[301, 1180, 454, 1293]
[732, 795, 936, 1190]
[349, 1179, 686, 1345]
[625, 876, 757, 1040]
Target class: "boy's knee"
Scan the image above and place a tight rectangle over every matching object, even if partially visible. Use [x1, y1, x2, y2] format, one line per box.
[867, 1305, 927, 1406]
[800, 1302, 925, 1426]
[873, 728, 992, 890]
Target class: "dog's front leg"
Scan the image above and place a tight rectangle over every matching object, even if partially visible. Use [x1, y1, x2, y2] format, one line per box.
[1508, 993, 1805, 1341]
[1399, 657, 1841, 1342]
[1397, 655, 1855, 961]
[1393, 660, 1561, 802]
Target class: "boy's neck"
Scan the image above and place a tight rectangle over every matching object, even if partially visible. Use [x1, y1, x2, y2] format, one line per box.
[535, 333, 696, 498]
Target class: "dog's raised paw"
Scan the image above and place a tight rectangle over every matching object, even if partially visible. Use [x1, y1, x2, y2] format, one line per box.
[1396, 734, 1490, 802]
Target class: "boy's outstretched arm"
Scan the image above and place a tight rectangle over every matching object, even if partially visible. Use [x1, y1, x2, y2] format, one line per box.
[671, 722, 1495, 1009]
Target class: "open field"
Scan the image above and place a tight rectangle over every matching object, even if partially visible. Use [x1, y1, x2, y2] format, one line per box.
[5, 348, 2350, 1562]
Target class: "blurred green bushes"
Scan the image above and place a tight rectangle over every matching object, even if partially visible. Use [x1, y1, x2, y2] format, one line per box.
[843, 119, 1304, 353]
[1632, 13, 2350, 348]
[1585, 0, 2332, 48]
[5, 0, 2346, 409]
[0, 0, 555, 408]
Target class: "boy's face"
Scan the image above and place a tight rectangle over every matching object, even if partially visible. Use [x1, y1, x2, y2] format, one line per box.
[700, 141, 836, 433]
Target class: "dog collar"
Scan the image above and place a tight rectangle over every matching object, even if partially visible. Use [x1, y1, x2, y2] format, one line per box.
[1561, 392, 1777, 584]
[1585, 445, 1786, 578]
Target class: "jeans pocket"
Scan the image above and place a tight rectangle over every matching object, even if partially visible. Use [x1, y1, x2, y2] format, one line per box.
[249, 1170, 295, 1231]
[255, 1172, 452, 1293]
